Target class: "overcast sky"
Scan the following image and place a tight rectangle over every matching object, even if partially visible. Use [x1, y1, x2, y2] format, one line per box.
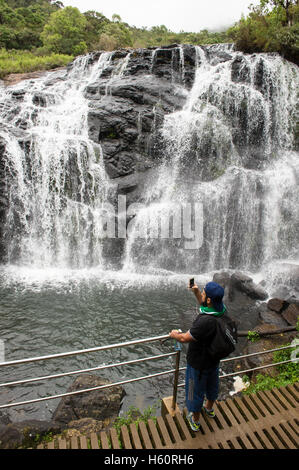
[61, 0, 261, 32]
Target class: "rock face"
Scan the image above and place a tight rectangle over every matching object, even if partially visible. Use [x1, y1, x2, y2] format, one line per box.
[241, 295, 298, 376]
[0, 374, 125, 448]
[0, 419, 61, 449]
[228, 272, 268, 301]
[51, 374, 125, 428]
[85, 45, 197, 180]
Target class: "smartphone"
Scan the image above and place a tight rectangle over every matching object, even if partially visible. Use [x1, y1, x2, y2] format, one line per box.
[189, 278, 194, 288]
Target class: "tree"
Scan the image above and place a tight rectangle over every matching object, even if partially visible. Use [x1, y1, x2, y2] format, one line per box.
[228, 0, 299, 64]
[41, 6, 87, 54]
[101, 20, 132, 49]
[83, 10, 110, 49]
[260, 0, 298, 25]
[112, 13, 121, 23]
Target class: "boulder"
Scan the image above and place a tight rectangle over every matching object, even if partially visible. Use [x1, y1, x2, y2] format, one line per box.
[228, 272, 268, 301]
[212, 271, 231, 288]
[51, 374, 125, 428]
[259, 308, 289, 328]
[0, 419, 61, 449]
[242, 323, 295, 376]
[267, 298, 288, 313]
[66, 417, 107, 434]
[282, 304, 299, 326]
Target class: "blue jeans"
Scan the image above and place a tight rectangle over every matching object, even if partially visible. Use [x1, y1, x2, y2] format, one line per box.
[185, 363, 219, 413]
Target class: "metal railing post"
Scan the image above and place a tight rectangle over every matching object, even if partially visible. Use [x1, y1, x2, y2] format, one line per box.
[172, 340, 182, 411]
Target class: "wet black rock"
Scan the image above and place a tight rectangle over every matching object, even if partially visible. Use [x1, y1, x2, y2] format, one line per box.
[228, 272, 268, 301]
[0, 419, 61, 449]
[51, 374, 125, 428]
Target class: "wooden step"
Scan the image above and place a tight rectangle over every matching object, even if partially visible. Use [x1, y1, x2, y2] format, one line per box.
[36, 383, 298, 450]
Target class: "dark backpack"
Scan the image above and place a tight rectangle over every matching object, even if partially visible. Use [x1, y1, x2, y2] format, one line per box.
[206, 314, 238, 361]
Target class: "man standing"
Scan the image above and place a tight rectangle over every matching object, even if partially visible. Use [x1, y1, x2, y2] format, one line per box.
[169, 281, 226, 431]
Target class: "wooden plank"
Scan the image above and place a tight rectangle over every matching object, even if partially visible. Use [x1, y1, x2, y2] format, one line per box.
[90, 433, 99, 449]
[278, 421, 299, 448]
[138, 421, 153, 449]
[258, 390, 296, 426]
[213, 401, 247, 449]
[262, 389, 298, 422]
[261, 426, 286, 449]
[229, 437, 243, 449]
[129, 423, 143, 449]
[165, 414, 182, 444]
[156, 416, 172, 447]
[100, 431, 110, 449]
[174, 412, 193, 441]
[272, 387, 292, 410]
[180, 411, 216, 450]
[120, 425, 132, 449]
[147, 419, 164, 449]
[271, 424, 297, 449]
[36, 443, 44, 449]
[245, 393, 270, 418]
[47, 440, 55, 449]
[232, 397, 265, 449]
[196, 414, 219, 449]
[218, 401, 254, 449]
[80, 435, 88, 449]
[286, 383, 299, 401]
[213, 402, 232, 429]
[70, 436, 79, 449]
[109, 428, 120, 449]
[241, 394, 264, 419]
[58, 438, 67, 449]
[260, 389, 284, 413]
[219, 439, 231, 449]
[281, 385, 298, 407]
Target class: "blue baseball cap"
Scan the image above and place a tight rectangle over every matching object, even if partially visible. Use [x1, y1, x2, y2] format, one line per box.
[204, 282, 225, 312]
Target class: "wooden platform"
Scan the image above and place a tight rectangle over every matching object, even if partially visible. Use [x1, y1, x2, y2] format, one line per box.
[37, 383, 298, 450]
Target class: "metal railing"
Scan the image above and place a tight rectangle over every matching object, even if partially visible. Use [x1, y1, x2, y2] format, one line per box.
[0, 335, 296, 411]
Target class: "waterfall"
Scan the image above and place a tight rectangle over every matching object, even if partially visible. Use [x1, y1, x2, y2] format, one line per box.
[0, 45, 298, 278]
[122, 46, 299, 274]
[0, 53, 113, 268]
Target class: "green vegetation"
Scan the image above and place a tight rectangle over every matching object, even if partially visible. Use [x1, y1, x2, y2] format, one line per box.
[247, 330, 261, 342]
[228, 0, 299, 63]
[0, 48, 73, 79]
[0, 0, 297, 79]
[112, 403, 159, 448]
[242, 342, 299, 394]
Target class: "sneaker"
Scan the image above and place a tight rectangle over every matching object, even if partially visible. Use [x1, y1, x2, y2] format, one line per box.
[203, 406, 215, 418]
[187, 412, 201, 432]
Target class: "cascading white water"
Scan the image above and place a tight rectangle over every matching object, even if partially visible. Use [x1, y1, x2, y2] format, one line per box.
[0, 53, 115, 268]
[122, 45, 299, 274]
[0, 45, 298, 278]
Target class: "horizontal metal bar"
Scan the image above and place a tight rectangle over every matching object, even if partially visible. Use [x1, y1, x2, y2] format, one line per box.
[174, 344, 295, 375]
[177, 359, 295, 388]
[0, 368, 177, 410]
[219, 359, 294, 379]
[0, 352, 177, 388]
[0, 334, 170, 368]
[220, 344, 294, 363]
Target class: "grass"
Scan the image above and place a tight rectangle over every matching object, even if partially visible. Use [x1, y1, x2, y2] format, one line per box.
[0, 49, 74, 79]
[112, 403, 159, 448]
[242, 341, 299, 394]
